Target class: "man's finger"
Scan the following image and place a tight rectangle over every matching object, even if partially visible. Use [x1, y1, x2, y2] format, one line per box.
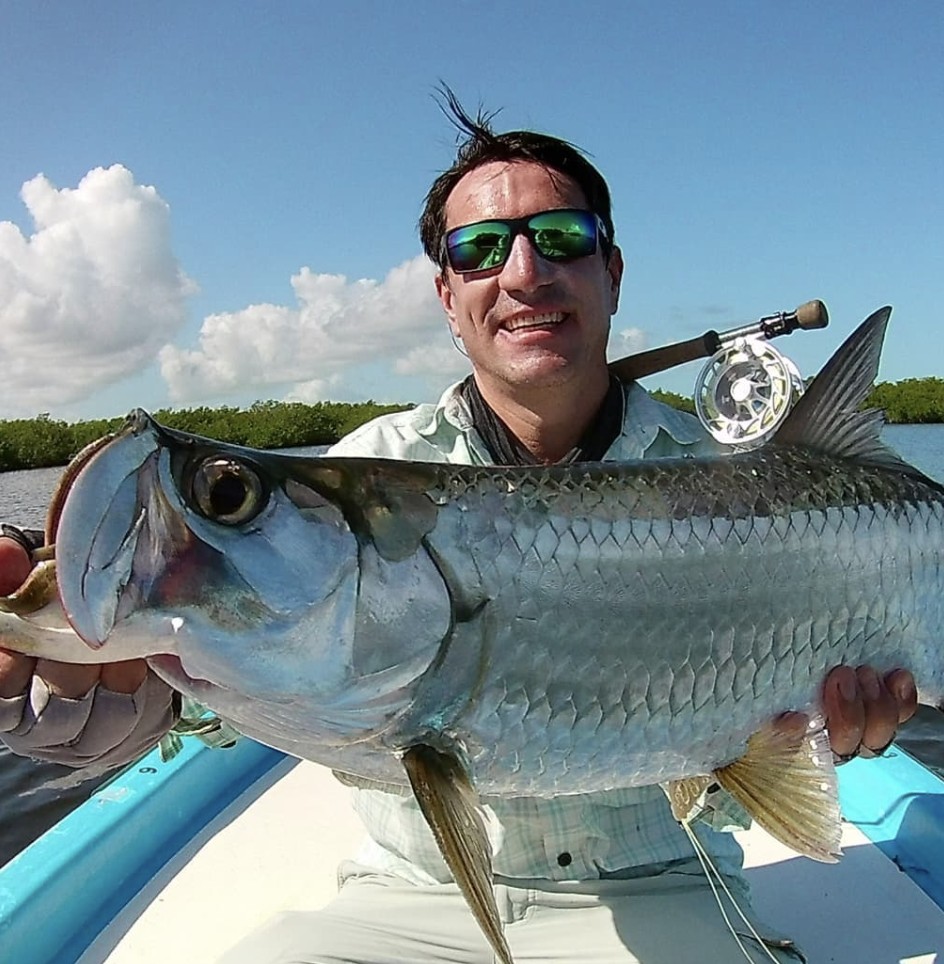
[886, 668, 918, 724]
[0, 648, 36, 698]
[35, 659, 101, 700]
[0, 538, 33, 596]
[857, 666, 898, 754]
[100, 660, 149, 695]
[823, 665, 865, 758]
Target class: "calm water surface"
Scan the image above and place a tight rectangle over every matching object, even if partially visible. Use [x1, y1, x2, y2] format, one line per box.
[1, 427, 943, 865]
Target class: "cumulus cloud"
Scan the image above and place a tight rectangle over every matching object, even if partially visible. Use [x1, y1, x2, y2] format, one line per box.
[0, 165, 195, 415]
[610, 326, 648, 359]
[159, 255, 460, 403]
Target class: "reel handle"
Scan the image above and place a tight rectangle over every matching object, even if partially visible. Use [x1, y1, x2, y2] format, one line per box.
[610, 299, 828, 382]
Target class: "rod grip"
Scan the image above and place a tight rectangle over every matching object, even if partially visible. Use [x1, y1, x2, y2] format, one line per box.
[609, 332, 720, 382]
[794, 299, 829, 330]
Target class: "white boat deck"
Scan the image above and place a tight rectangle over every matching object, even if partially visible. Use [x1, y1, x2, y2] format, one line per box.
[78, 759, 943, 964]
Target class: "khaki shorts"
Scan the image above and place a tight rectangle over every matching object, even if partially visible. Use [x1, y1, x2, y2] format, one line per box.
[219, 860, 805, 963]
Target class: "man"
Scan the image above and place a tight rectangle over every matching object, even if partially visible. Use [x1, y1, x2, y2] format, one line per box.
[0, 99, 917, 961]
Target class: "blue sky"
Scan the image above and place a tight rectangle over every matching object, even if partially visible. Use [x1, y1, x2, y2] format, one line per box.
[1, 2, 941, 421]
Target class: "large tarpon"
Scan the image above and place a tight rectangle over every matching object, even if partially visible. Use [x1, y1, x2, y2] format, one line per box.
[3, 307, 943, 963]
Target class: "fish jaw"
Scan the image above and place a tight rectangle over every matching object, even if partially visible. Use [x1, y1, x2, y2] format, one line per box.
[55, 413, 179, 659]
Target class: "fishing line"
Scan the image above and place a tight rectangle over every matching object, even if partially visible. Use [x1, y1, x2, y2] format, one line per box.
[682, 820, 781, 964]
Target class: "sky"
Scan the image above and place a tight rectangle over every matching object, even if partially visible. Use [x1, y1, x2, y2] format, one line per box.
[0, 2, 941, 422]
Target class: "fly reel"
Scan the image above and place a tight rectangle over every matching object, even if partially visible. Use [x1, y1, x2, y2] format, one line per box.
[694, 337, 804, 448]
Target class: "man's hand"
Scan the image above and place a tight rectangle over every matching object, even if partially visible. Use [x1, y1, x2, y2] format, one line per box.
[823, 665, 918, 760]
[0, 535, 148, 699]
[1, 534, 174, 767]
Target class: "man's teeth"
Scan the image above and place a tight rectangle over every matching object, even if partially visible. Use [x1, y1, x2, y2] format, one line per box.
[505, 312, 566, 332]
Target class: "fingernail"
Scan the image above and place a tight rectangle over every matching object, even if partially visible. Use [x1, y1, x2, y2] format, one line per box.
[892, 675, 917, 703]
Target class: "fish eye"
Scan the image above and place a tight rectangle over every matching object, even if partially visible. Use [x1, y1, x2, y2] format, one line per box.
[191, 458, 266, 525]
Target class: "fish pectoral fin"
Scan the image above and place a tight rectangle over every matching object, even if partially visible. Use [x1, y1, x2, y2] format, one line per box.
[712, 714, 841, 863]
[401, 744, 513, 964]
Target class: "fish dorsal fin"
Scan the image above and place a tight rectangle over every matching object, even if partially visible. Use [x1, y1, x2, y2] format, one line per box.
[774, 306, 904, 468]
[712, 715, 841, 863]
[401, 745, 513, 964]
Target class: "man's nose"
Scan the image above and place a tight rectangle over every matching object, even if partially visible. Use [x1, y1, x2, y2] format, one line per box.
[498, 233, 554, 293]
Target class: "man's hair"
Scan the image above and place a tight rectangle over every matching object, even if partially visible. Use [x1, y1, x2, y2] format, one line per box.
[419, 86, 615, 269]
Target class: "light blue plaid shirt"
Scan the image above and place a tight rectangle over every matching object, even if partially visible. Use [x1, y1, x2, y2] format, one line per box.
[329, 381, 745, 886]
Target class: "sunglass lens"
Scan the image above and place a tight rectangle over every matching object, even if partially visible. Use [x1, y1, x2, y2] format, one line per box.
[445, 222, 512, 272]
[529, 210, 598, 261]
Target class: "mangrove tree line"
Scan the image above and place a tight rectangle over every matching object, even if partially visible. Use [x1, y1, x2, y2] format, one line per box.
[1, 377, 942, 473]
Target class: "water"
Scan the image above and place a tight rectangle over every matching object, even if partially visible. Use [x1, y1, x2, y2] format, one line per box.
[1, 428, 943, 866]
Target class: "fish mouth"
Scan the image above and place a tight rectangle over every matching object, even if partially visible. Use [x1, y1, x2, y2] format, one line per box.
[55, 410, 179, 650]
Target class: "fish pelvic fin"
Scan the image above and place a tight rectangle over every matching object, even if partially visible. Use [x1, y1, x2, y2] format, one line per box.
[401, 744, 513, 964]
[713, 714, 842, 863]
[774, 306, 913, 473]
[663, 774, 715, 824]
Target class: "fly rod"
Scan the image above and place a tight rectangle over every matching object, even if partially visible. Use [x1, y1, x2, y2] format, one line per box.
[609, 299, 829, 382]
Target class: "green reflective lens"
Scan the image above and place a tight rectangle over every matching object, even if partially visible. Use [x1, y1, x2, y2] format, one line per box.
[444, 209, 604, 273]
[446, 221, 513, 272]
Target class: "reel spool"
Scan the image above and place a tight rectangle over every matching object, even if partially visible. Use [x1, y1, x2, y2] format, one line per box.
[694, 337, 804, 448]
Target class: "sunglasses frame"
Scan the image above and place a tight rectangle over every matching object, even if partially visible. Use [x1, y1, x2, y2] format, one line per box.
[442, 208, 610, 274]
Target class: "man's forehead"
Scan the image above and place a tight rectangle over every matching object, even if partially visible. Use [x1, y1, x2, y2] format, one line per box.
[444, 160, 589, 225]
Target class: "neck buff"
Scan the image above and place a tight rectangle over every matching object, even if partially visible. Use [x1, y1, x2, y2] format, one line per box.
[460, 374, 624, 466]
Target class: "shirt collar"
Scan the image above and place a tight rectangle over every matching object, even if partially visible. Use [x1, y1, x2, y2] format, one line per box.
[414, 379, 714, 460]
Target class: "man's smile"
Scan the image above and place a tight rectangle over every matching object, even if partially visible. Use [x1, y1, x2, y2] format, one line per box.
[500, 311, 568, 333]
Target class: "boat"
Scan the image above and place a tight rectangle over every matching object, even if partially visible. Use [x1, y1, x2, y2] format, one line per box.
[0, 734, 942, 963]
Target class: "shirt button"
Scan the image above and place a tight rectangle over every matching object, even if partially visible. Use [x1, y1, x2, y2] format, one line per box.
[557, 852, 572, 867]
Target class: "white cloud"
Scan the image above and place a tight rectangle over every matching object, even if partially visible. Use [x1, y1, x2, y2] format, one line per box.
[395, 343, 470, 378]
[159, 255, 453, 403]
[283, 377, 339, 404]
[0, 165, 195, 416]
[610, 326, 648, 359]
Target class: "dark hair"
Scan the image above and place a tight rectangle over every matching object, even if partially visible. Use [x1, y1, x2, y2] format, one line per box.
[419, 86, 615, 269]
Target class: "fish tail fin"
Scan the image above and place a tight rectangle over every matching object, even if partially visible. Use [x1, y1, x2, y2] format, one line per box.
[713, 714, 842, 862]
[774, 306, 916, 474]
[402, 744, 514, 964]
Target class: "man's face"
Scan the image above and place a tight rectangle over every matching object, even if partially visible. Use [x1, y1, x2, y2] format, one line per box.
[436, 161, 623, 398]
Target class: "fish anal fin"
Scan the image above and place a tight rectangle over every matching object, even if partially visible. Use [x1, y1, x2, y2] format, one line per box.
[401, 744, 513, 964]
[713, 714, 841, 863]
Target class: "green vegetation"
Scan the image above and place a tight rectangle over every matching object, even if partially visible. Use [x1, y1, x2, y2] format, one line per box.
[865, 377, 944, 425]
[648, 389, 696, 416]
[0, 400, 411, 472]
[1, 376, 941, 472]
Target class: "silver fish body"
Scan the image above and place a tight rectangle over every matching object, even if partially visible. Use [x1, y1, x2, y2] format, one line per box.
[34, 307, 942, 798]
[7, 307, 944, 964]
[403, 447, 944, 794]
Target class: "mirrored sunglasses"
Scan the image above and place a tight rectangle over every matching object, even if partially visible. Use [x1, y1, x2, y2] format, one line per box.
[442, 208, 608, 274]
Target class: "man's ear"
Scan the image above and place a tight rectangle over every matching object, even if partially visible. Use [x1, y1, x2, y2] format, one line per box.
[436, 273, 461, 338]
[607, 246, 624, 315]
